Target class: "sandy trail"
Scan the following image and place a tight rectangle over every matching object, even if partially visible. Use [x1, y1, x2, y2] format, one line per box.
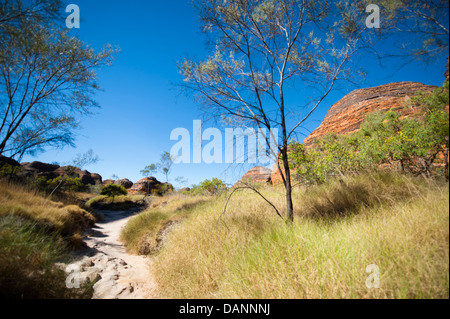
[69, 209, 158, 299]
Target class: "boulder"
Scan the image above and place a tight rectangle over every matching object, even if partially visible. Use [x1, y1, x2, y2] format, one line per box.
[21, 161, 60, 172]
[234, 166, 272, 187]
[91, 173, 103, 185]
[103, 179, 115, 186]
[0, 155, 21, 168]
[114, 178, 133, 189]
[128, 177, 173, 195]
[303, 82, 436, 147]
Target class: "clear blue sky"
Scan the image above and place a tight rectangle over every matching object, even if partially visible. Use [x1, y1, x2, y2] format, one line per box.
[22, 0, 449, 187]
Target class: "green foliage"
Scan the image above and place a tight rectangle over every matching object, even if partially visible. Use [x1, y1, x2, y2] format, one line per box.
[70, 149, 99, 169]
[85, 194, 145, 211]
[0, 215, 92, 298]
[190, 178, 227, 195]
[0, 163, 21, 177]
[47, 175, 88, 193]
[289, 82, 449, 183]
[100, 184, 128, 199]
[29, 175, 88, 193]
[140, 163, 157, 177]
[359, 82, 449, 177]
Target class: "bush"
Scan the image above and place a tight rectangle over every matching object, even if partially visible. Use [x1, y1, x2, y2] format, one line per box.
[85, 194, 146, 211]
[190, 178, 227, 195]
[100, 184, 128, 201]
[289, 82, 449, 184]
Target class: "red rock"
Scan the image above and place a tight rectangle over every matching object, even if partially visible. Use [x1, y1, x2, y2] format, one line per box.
[234, 166, 272, 187]
[103, 179, 115, 186]
[114, 178, 133, 189]
[271, 81, 437, 185]
[128, 177, 173, 195]
[303, 82, 436, 146]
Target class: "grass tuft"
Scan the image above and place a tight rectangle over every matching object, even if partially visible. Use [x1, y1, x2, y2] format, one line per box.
[123, 172, 448, 299]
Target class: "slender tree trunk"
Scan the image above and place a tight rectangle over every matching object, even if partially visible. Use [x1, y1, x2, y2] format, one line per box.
[281, 148, 294, 223]
[280, 80, 294, 222]
[443, 148, 449, 181]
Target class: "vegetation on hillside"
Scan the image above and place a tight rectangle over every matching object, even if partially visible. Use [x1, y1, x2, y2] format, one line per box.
[289, 81, 449, 185]
[0, 182, 96, 298]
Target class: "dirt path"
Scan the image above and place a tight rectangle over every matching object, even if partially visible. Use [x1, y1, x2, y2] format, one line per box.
[68, 209, 158, 299]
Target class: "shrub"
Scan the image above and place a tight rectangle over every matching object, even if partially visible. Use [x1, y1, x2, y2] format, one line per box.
[190, 178, 227, 195]
[100, 184, 128, 201]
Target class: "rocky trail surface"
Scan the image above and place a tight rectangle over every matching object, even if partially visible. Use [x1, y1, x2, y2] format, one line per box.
[67, 209, 158, 299]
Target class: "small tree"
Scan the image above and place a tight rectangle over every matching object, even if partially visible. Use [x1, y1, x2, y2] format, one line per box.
[141, 152, 175, 184]
[158, 152, 174, 183]
[180, 0, 367, 222]
[140, 164, 157, 178]
[192, 178, 226, 196]
[0, 1, 117, 162]
[70, 149, 99, 169]
[100, 184, 127, 202]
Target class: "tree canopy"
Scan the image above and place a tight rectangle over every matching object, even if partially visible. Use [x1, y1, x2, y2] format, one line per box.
[0, 0, 117, 161]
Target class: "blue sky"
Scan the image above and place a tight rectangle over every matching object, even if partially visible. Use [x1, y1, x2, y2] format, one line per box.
[22, 0, 449, 187]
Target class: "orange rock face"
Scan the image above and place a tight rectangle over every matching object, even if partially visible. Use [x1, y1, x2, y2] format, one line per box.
[271, 81, 437, 185]
[234, 166, 272, 187]
[303, 82, 436, 146]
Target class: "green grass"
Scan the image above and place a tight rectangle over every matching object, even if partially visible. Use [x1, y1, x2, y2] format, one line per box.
[85, 194, 146, 211]
[0, 181, 97, 298]
[122, 171, 449, 299]
[121, 194, 210, 255]
[0, 215, 93, 298]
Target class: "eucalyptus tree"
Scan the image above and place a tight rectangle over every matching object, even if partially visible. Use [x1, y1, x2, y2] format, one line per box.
[0, 0, 117, 162]
[179, 0, 370, 222]
[373, 0, 449, 63]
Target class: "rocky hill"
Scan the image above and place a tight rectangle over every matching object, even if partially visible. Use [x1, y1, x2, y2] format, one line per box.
[269, 81, 437, 185]
[0, 157, 103, 185]
[302, 82, 436, 147]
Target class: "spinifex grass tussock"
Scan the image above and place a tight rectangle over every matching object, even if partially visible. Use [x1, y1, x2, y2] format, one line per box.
[0, 181, 96, 239]
[0, 181, 96, 298]
[132, 172, 448, 299]
[85, 194, 146, 211]
[121, 194, 210, 255]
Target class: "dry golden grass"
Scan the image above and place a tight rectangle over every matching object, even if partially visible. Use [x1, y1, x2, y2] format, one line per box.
[0, 181, 96, 298]
[125, 172, 448, 299]
[0, 181, 96, 239]
[121, 194, 210, 255]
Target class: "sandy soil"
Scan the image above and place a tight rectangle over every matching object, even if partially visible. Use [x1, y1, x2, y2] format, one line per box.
[67, 209, 158, 299]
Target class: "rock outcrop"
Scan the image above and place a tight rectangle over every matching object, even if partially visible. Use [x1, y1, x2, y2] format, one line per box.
[103, 179, 115, 186]
[234, 166, 272, 187]
[303, 82, 436, 147]
[1, 160, 104, 185]
[271, 81, 437, 185]
[128, 177, 173, 195]
[114, 178, 133, 189]
[0, 155, 21, 168]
